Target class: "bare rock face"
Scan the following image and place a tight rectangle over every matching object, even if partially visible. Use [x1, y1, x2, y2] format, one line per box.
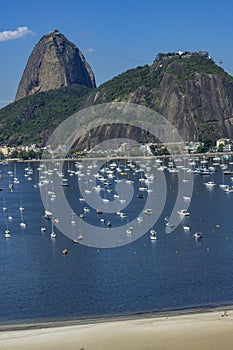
[15, 30, 96, 100]
[152, 72, 233, 141]
[87, 52, 233, 142]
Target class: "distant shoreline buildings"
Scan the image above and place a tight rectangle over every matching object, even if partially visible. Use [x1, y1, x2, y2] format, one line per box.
[0, 138, 232, 160]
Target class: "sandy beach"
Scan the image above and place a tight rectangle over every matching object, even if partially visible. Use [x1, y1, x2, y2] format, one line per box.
[0, 309, 233, 350]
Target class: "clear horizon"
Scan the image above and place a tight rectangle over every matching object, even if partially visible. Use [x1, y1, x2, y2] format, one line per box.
[1, 0, 233, 108]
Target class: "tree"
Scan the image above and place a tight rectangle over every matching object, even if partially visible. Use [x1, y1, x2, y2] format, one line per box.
[218, 143, 224, 152]
[198, 124, 218, 150]
[9, 150, 19, 158]
[196, 145, 208, 153]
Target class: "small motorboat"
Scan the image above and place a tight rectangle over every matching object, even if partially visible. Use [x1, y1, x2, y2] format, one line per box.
[150, 229, 157, 240]
[106, 221, 112, 228]
[4, 229, 11, 238]
[137, 216, 143, 223]
[44, 210, 53, 219]
[60, 178, 69, 186]
[126, 227, 133, 236]
[193, 232, 202, 239]
[144, 208, 153, 215]
[166, 222, 175, 228]
[204, 181, 216, 187]
[177, 209, 190, 216]
[50, 231, 56, 238]
[50, 220, 56, 238]
[224, 186, 233, 193]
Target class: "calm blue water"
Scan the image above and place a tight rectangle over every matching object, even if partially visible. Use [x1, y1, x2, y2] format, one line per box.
[0, 159, 233, 324]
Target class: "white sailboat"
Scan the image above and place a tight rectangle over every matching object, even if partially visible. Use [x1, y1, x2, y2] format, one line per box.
[77, 232, 83, 241]
[125, 213, 133, 235]
[19, 200, 24, 212]
[177, 209, 190, 216]
[193, 232, 202, 239]
[44, 210, 53, 219]
[2, 198, 7, 212]
[126, 227, 133, 236]
[41, 225, 46, 232]
[70, 212, 76, 225]
[150, 229, 157, 240]
[50, 220, 56, 238]
[219, 167, 228, 189]
[204, 180, 216, 187]
[20, 212, 26, 228]
[4, 219, 11, 238]
[4, 229, 11, 238]
[61, 178, 69, 186]
[73, 224, 83, 243]
[13, 164, 20, 184]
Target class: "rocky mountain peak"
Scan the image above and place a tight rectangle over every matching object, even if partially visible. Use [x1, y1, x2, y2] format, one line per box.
[15, 30, 96, 100]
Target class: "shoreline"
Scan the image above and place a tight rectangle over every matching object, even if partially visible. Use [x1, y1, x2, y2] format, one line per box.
[1, 306, 233, 350]
[2, 150, 233, 163]
[0, 303, 232, 331]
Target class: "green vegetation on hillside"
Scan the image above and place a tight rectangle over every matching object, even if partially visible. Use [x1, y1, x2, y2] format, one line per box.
[97, 51, 233, 104]
[197, 123, 219, 149]
[165, 52, 233, 84]
[0, 84, 90, 145]
[96, 65, 151, 101]
[1, 51, 233, 147]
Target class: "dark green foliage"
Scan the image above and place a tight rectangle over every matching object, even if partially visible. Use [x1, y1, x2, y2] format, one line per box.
[150, 144, 169, 155]
[0, 84, 90, 145]
[196, 144, 209, 153]
[197, 123, 219, 148]
[217, 143, 224, 152]
[8, 149, 42, 160]
[1, 51, 233, 147]
[165, 53, 233, 84]
[96, 52, 233, 107]
[94, 63, 166, 111]
[96, 65, 152, 102]
[156, 146, 170, 155]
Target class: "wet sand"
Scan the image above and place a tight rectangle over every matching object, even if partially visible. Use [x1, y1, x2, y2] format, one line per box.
[0, 309, 233, 350]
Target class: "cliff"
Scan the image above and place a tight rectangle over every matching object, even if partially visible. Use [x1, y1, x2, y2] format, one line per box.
[1, 50, 233, 147]
[86, 51, 233, 143]
[15, 30, 96, 100]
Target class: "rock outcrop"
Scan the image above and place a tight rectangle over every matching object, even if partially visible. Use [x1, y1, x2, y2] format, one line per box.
[15, 30, 96, 100]
[86, 51, 233, 142]
[2, 50, 233, 147]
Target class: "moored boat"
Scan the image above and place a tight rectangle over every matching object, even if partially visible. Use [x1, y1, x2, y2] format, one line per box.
[177, 209, 190, 216]
[44, 210, 53, 219]
[150, 229, 157, 240]
[193, 232, 202, 239]
[204, 180, 216, 187]
[4, 229, 11, 238]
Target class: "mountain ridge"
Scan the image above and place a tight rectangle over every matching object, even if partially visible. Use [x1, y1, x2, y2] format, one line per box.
[85, 51, 233, 143]
[1, 49, 233, 148]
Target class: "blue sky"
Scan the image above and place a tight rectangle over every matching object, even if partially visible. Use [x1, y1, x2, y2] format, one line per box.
[1, 0, 233, 108]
